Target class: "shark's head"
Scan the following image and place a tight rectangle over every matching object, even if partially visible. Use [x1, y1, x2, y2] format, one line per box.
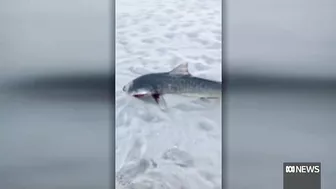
[122, 79, 154, 98]
[123, 63, 191, 98]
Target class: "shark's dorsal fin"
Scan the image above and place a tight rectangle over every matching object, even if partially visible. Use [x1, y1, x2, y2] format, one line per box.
[169, 63, 190, 75]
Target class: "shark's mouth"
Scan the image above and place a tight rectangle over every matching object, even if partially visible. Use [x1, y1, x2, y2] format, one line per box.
[131, 90, 152, 98]
[133, 94, 146, 98]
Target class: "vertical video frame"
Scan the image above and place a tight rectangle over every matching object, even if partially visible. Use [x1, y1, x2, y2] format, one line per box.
[115, 0, 223, 188]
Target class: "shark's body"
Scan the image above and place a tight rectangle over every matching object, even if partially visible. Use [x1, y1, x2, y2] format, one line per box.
[123, 63, 222, 109]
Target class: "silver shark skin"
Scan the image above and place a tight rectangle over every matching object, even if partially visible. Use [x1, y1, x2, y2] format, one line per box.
[122, 63, 222, 109]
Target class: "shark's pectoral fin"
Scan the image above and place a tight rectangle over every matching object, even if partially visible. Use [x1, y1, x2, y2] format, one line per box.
[152, 94, 167, 110]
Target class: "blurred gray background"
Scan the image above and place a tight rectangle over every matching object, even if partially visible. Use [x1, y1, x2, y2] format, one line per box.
[0, 0, 110, 189]
[0, 0, 335, 188]
[227, 0, 336, 188]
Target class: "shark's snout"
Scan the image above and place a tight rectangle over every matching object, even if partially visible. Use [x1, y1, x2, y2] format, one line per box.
[122, 85, 127, 92]
[122, 81, 133, 93]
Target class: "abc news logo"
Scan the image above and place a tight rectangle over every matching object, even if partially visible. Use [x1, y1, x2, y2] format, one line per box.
[285, 165, 320, 174]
